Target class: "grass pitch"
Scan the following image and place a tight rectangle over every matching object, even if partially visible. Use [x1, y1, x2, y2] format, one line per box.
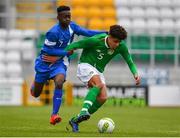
[0, 105, 180, 137]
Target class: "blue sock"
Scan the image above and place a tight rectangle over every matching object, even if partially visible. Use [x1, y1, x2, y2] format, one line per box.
[52, 88, 63, 115]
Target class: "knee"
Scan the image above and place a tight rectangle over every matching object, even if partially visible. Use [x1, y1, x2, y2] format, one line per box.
[95, 83, 105, 90]
[55, 81, 63, 89]
[98, 95, 107, 103]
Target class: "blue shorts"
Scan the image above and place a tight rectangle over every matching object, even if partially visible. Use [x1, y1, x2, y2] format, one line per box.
[34, 57, 68, 83]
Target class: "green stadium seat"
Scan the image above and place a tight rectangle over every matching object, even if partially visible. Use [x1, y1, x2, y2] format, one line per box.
[131, 35, 150, 50]
[155, 54, 174, 62]
[155, 36, 175, 50]
[131, 54, 150, 62]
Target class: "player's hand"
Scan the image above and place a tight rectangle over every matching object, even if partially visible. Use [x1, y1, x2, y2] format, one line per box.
[67, 50, 74, 56]
[42, 55, 59, 63]
[134, 74, 140, 85]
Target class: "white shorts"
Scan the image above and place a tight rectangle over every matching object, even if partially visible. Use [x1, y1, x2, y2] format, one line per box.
[77, 63, 106, 85]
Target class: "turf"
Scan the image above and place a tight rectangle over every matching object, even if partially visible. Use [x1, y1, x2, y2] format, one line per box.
[0, 105, 180, 137]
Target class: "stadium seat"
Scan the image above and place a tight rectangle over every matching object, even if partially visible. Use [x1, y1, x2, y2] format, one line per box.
[114, 0, 129, 7]
[74, 18, 87, 27]
[175, 19, 180, 34]
[56, 0, 71, 6]
[21, 40, 35, 61]
[102, 7, 116, 19]
[86, 0, 101, 7]
[157, 0, 171, 7]
[6, 51, 21, 62]
[23, 30, 38, 39]
[87, 7, 101, 18]
[72, 7, 87, 18]
[6, 40, 21, 50]
[116, 7, 131, 19]
[0, 51, 6, 62]
[145, 7, 159, 19]
[0, 62, 6, 77]
[6, 62, 22, 77]
[131, 35, 151, 49]
[131, 19, 146, 34]
[160, 19, 175, 34]
[8, 29, 23, 39]
[159, 8, 173, 19]
[103, 18, 117, 30]
[0, 39, 6, 50]
[131, 7, 145, 18]
[71, 0, 86, 7]
[144, 0, 157, 7]
[129, 0, 144, 7]
[99, 0, 114, 7]
[118, 18, 132, 31]
[0, 29, 7, 38]
[174, 9, 180, 19]
[146, 18, 161, 34]
[88, 18, 104, 30]
[172, 0, 180, 7]
[155, 36, 175, 50]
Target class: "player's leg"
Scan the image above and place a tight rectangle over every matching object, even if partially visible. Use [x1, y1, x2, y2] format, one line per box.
[49, 74, 65, 125]
[31, 58, 49, 97]
[88, 84, 107, 115]
[30, 81, 44, 97]
[49, 62, 66, 125]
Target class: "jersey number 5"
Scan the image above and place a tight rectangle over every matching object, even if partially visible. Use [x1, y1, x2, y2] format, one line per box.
[97, 53, 104, 60]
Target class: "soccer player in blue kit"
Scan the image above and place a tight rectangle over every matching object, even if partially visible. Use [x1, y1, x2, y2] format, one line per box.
[30, 6, 106, 125]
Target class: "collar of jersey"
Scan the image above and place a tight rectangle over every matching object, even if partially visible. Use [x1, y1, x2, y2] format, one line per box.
[104, 36, 109, 48]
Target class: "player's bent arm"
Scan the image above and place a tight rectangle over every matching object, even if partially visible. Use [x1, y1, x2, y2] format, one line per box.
[65, 37, 99, 51]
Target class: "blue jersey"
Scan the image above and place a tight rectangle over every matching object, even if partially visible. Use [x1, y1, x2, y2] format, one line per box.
[34, 21, 105, 83]
[41, 21, 106, 56]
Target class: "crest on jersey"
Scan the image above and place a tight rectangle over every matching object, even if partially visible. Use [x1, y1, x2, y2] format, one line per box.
[96, 49, 101, 53]
[107, 49, 114, 55]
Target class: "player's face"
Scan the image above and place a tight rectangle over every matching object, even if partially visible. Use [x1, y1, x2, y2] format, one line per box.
[57, 11, 71, 28]
[107, 36, 120, 49]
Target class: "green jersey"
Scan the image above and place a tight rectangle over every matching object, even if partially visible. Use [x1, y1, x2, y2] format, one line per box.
[66, 34, 138, 75]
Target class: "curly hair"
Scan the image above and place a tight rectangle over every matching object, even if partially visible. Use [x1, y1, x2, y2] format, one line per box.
[109, 25, 127, 40]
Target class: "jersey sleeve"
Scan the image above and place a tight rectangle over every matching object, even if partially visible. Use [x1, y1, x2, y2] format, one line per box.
[43, 32, 68, 56]
[65, 37, 98, 51]
[72, 22, 106, 37]
[119, 42, 138, 75]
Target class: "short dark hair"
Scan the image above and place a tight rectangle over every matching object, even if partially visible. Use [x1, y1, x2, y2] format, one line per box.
[57, 6, 70, 13]
[109, 25, 127, 40]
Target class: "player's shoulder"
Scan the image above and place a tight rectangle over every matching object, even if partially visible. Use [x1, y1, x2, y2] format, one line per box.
[46, 23, 59, 34]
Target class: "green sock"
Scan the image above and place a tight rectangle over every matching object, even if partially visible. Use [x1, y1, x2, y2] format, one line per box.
[88, 100, 104, 115]
[80, 87, 100, 115]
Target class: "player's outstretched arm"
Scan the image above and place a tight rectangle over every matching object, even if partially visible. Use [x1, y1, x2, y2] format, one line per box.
[73, 22, 107, 37]
[120, 45, 140, 85]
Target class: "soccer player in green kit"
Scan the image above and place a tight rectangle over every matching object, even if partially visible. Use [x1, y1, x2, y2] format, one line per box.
[65, 25, 141, 132]
[42, 25, 140, 132]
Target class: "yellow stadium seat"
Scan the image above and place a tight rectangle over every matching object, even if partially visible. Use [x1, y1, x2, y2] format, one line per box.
[102, 7, 116, 18]
[72, 7, 87, 18]
[100, 0, 114, 7]
[56, 0, 72, 6]
[88, 18, 104, 30]
[74, 18, 87, 27]
[103, 18, 117, 30]
[87, 7, 101, 18]
[71, 0, 86, 7]
[86, 0, 101, 7]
